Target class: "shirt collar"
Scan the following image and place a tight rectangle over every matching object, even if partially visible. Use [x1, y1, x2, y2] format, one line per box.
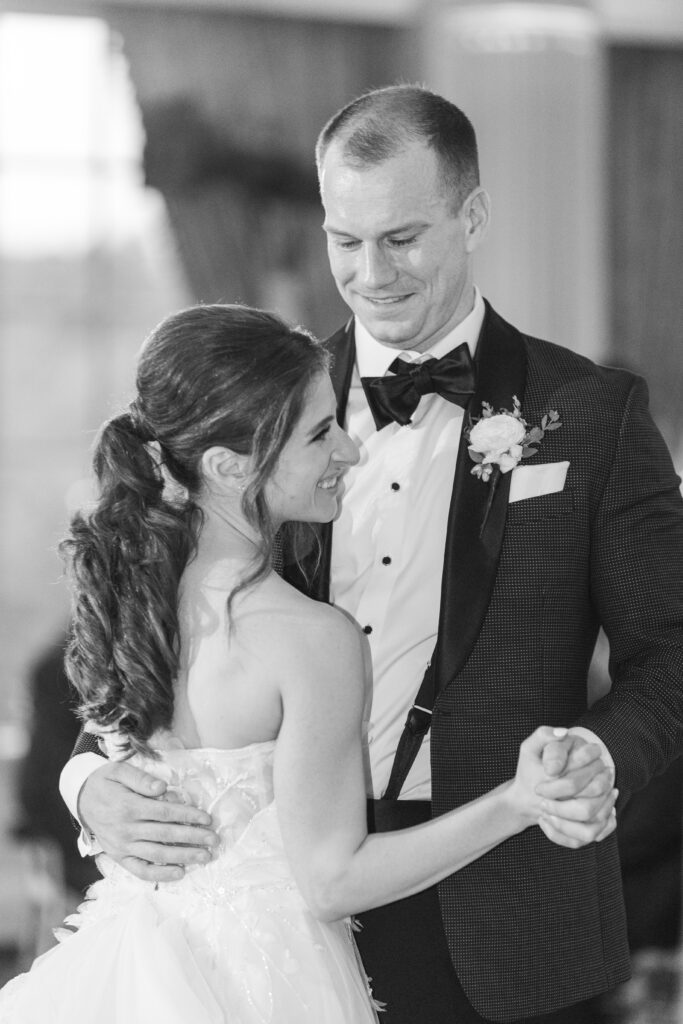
[355, 286, 485, 378]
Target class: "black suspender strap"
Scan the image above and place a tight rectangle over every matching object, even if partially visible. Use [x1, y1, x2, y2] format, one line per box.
[382, 657, 437, 801]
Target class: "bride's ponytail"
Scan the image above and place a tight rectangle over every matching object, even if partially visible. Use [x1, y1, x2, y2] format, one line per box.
[62, 409, 197, 758]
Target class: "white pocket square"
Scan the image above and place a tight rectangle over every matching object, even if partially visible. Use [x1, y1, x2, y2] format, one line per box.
[508, 461, 570, 503]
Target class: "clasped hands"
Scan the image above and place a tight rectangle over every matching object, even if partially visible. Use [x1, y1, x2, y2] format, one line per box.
[514, 726, 617, 849]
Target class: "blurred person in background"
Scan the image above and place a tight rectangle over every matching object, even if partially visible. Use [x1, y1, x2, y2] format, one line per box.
[14, 632, 99, 897]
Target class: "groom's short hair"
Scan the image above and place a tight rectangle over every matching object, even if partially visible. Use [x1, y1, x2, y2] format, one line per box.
[315, 84, 480, 211]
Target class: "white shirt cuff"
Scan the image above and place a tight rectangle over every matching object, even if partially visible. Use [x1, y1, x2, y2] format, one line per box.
[59, 751, 107, 857]
[568, 726, 616, 779]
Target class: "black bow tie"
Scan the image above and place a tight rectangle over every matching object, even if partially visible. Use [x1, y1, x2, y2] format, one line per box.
[361, 342, 476, 430]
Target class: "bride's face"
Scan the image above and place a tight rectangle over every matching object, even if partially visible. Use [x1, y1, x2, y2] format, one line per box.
[264, 373, 359, 525]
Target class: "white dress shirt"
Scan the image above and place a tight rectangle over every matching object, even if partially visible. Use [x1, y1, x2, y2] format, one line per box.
[331, 290, 485, 800]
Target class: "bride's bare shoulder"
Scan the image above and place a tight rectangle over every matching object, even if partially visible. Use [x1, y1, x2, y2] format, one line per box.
[260, 571, 356, 633]
[240, 573, 363, 673]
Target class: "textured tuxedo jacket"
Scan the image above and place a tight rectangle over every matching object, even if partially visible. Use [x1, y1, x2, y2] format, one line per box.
[284, 301, 683, 1021]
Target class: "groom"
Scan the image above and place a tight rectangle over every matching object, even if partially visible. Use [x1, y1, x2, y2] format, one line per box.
[284, 85, 683, 1022]
[62, 86, 683, 1023]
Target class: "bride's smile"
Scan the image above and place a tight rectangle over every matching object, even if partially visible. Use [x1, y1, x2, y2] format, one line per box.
[264, 372, 359, 526]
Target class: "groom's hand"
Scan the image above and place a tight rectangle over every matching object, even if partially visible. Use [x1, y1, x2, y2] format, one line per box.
[533, 732, 617, 849]
[78, 761, 219, 882]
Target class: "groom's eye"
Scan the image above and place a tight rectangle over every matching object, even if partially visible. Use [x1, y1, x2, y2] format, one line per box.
[389, 235, 417, 248]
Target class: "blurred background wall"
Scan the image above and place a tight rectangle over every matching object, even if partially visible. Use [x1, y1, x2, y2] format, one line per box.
[0, 0, 681, 1015]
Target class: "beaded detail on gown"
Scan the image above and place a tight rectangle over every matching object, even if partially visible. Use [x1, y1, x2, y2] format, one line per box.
[0, 739, 380, 1023]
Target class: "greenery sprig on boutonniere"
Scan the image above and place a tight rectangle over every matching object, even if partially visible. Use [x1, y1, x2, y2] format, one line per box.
[465, 396, 562, 534]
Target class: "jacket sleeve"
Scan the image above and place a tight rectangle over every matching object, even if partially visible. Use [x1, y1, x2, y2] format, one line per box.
[579, 375, 683, 799]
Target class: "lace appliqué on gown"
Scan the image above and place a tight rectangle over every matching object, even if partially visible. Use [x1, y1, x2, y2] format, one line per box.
[0, 740, 381, 1023]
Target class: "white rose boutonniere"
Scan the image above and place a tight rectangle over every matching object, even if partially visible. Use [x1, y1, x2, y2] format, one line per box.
[467, 396, 562, 482]
[468, 412, 526, 479]
[466, 396, 562, 534]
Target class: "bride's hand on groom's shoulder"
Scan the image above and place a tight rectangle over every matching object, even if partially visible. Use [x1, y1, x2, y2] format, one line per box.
[78, 760, 219, 882]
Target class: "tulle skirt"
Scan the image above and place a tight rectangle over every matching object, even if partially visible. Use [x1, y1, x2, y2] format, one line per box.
[0, 812, 380, 1023]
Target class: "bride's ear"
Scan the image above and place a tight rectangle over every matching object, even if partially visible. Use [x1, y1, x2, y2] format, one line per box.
[201, 446, 250, 495]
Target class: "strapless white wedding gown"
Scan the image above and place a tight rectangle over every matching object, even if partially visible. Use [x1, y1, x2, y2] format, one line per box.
[0, 739, 380, 1023]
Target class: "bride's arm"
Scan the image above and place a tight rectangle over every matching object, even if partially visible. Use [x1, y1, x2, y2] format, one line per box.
[274, 608, 616, 923]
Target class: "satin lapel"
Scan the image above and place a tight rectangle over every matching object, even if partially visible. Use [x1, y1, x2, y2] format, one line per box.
[433, 302, 527, 691]
[282, 321, 355, 602]
[328, 319, 356, 417]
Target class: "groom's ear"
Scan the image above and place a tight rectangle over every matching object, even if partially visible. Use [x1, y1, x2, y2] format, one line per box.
[201, 446, 250, 494]
[463, 187, 491, 253]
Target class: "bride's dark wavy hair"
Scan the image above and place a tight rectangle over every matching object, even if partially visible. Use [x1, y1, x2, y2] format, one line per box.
[61, 303, 329, 758]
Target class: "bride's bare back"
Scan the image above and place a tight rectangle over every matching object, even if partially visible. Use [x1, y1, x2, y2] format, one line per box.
[172, 554, 363, 753]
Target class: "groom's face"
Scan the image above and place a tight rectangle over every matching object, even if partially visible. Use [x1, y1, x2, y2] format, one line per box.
[319, 138, 487, 354]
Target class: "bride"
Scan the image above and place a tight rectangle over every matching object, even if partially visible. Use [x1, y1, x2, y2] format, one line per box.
[0, 304, 616, 1022]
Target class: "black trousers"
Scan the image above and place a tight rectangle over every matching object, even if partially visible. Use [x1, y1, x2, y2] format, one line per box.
[359, 800, 604, 1024]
